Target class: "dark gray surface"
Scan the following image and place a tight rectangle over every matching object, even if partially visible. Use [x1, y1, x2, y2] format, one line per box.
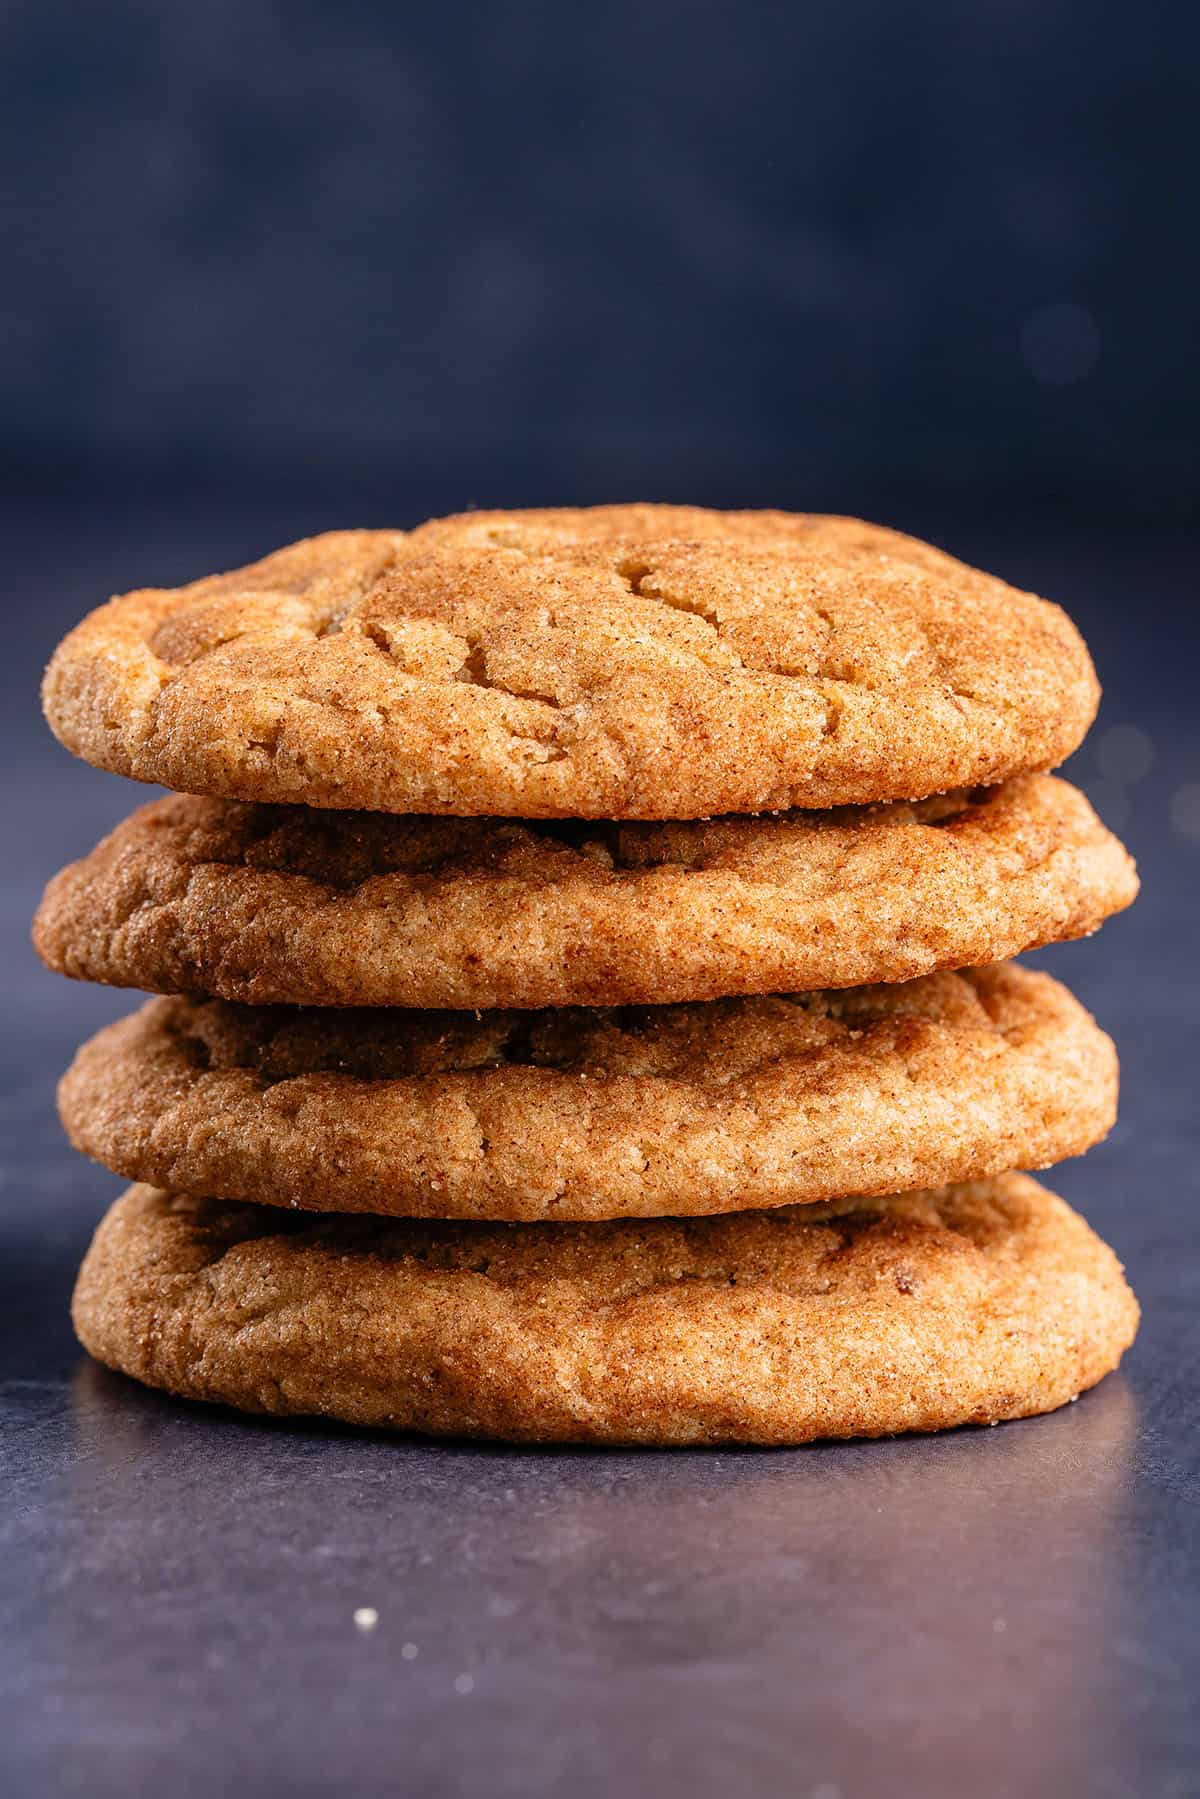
[3, 507, 1199, 1798]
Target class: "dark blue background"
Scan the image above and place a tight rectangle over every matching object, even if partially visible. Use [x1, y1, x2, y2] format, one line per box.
[3, 0, 1197, 519]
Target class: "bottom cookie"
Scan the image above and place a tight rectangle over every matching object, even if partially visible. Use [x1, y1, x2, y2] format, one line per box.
[72, 1176, 1138, 1447]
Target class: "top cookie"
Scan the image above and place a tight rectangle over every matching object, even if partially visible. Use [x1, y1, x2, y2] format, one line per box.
[42, 507, 1099, 818]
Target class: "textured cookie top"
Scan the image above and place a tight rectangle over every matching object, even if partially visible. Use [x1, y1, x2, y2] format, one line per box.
[59, 965, 1117, 1221]
[73, 1176, 1139, 1445]
[42, 508, 1099, 817]
[34, 774, 1136, 1009]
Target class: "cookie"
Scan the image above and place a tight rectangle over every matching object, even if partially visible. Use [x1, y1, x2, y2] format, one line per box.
[72, 1175, 1138, 1445]
[42, 508, 1099, 817]
[59, 966, 1116, 1222]
[34, 774, 1136, 1010]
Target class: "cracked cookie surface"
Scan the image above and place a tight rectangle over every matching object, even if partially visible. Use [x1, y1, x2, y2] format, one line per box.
[34, 774, 1137, 1009]
[42, 508, 1099, 816]
[72, 1174, 1139, 1444]
[59, 965, 1117, 1220]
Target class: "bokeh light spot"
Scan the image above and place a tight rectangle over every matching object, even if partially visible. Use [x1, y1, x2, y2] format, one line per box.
[1169, 784, 1200, 840]
[1096, 724, 1154, 784]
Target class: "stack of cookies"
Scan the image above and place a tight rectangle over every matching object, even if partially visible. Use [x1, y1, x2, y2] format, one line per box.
[36, 506, 1140, 1446]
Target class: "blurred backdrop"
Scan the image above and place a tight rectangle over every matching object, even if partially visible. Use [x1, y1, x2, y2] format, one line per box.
[3, 0, 1198, 518]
